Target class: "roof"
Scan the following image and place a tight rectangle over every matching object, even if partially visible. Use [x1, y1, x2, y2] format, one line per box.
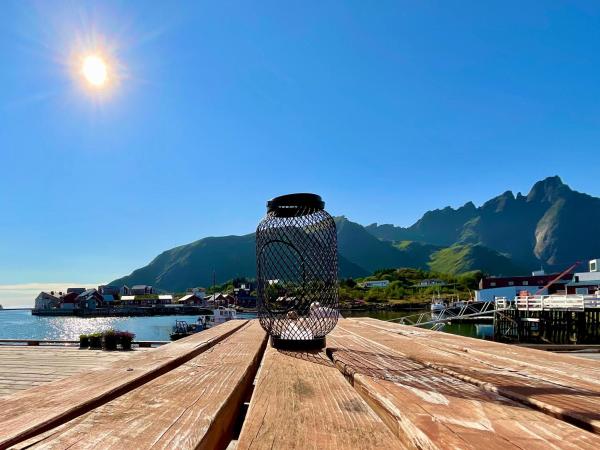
[38, 292, 60, 300]
[177, 294, 195, 303]
[205, 293, 235, 302]
[158, 295, 172, 300]
[574, 272, 600, 282]
[60, 292, 79, 303]
[567, 281, 600, 287]
[132, 285, 150, 290]
[121, 295, 136, 301]
[76, 289, 99, 300]
[66, 288, 86, 294]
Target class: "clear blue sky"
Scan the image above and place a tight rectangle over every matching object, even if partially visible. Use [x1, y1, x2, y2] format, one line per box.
[1, 0, 600, 289]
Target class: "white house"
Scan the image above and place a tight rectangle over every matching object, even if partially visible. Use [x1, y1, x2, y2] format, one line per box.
[566, 259, 600, 295]
[158, 295, 173, 304]
[34, 292, 61, 310]
[416, 279, 446, 287]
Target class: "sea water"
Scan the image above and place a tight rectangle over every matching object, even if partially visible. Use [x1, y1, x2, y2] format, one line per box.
[0, 309, 257, 341]
[0, 309, 491, 341]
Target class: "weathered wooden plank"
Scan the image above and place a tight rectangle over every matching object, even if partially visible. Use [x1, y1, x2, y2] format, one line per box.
[0, 347, 146, 399]
[0, 320, 247, 449]
[342, 319, 600, 434]
[237, 342, 404, 450]
[329, 321, 600, 449]
[16, 321, 267, 450]
[354, 317, 600, 381]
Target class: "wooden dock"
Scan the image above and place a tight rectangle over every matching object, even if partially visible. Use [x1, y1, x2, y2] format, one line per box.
[494, 295, 600, 344]
[1, 318, 600, 449]
[0, 346, 149, 398]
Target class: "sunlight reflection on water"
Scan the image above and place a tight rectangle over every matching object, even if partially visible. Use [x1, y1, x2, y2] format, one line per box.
[0, 310, 256, 341]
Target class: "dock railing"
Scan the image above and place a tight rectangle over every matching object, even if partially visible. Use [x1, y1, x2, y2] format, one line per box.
[496, 294, 600, 311]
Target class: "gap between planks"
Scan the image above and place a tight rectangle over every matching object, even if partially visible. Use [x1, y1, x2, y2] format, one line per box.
[0, 319, 248, 449]
[13, 321, 268, 450]
[328, 320, 600, 450]
[347, 317, 600, 434]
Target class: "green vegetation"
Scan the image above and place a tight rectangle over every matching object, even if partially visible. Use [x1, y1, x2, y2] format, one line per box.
[339, 268, 483, 307]
[428, 244, 524, 275]
[205, 277, 254, 295]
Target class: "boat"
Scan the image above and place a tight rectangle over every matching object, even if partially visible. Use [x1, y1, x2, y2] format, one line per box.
[431, 285, 469, 313]
[430, 297, 446, 313]
[212, 305, 237, 324]
[170, 320, 203, 341]
[169, 307, 237, 341]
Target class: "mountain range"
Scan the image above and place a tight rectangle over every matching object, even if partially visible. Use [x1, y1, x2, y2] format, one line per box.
[111, 176, 600, 292]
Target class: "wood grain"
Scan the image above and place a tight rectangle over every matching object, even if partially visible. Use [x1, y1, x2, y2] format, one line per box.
[0, 320, 247, 449]
[354, 317, 600, 381]
[0, 347, 143, 398]
[237, 341, 404, 450]
[329, 320, 600, 449]
[15, 321, 267, 450]
[345, 318, 600, 433]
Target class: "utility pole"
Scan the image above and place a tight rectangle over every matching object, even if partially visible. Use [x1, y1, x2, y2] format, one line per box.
[213, 270, 217, 306]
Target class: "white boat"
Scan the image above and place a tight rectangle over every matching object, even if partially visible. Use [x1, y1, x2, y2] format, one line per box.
[211, 306, 237, 325]
[431, 297, 446, 313]
[431, 295, 470, 313]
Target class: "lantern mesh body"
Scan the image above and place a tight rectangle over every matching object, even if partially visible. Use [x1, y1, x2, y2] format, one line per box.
[256, 197, 339, 346]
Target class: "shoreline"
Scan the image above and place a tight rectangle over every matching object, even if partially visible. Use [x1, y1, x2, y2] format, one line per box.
[5, 302, 431, 317]
[31, 306, 214, 318]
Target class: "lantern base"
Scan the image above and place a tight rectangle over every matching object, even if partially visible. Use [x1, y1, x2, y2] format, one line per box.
[270, 336, 326, 350]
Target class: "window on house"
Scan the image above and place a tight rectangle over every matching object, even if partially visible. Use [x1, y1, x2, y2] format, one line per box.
[523, 281, 529, 286]
[490, 282, 496, 287]
[508, 281, 514, 286]
[591, 261, 597, 272]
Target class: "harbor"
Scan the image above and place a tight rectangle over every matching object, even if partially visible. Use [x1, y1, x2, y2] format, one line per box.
[393, 258, 600, 344]
[0, 309, 255, 342]
[31, 285, 257, 317]
[494, 294, 600, 343]
[5, 2, 600, 448]
[1, 318, 600, 449]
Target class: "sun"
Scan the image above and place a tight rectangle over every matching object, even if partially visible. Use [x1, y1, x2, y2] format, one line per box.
[81, 55, 108, 87]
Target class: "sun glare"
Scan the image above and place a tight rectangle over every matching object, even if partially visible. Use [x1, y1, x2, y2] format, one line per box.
[82, 55, 108, 87]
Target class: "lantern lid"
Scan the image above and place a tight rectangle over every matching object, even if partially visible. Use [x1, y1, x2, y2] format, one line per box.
[267, 193, 324, 216]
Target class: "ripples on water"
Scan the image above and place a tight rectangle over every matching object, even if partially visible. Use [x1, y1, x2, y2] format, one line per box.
[0, 310, 256, 341]
[0, 309, 492, 341]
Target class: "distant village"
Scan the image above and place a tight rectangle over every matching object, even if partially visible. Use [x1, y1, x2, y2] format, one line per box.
[31, 258, 600, 316]
[34, 283, 257, 316]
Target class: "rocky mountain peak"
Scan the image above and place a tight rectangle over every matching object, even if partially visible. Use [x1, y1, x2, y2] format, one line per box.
[527, 176, 569, 203]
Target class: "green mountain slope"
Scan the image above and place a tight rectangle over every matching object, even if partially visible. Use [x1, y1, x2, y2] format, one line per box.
[111, 227, 371, 291]
[335, 217, 412, 272]
[111, 218, 519, 291]
[110, 234, 257, 293]
[111, 177, 599, 291]
[429, 244, 525, 275]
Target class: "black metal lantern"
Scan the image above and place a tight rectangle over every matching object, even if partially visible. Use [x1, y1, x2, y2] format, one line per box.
[256, 193, 339, 349]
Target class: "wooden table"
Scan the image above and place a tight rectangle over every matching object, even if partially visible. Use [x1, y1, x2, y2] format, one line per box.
[1, 318, 600, 450]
